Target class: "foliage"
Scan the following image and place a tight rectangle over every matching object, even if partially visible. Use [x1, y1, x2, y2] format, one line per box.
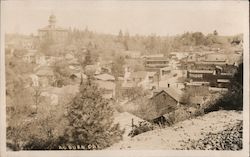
[39, 37, 55, 55]
[213, 30, 218, 36]
[130, 97, 158, 121]
[128, 121, 154, 137]
[52, 61, 72, 87]
[32, 87, 42, 114]
[7, 92, 71, 150]
[21, 110, 67, 150]
[82, 50, 94, 68]
[111, 55, 125, 78]
[5, 68, 24, 97]
[63, 78, 124, 149]
[111, 55, 125, 99]
[6, 87, 43, 150]
[5, 29, 242, 150]
[183, 121, 243, 150]
[76, 48, 99, 71]
[121, 86, 149, 101]
[204, 63, 243, 112]
[6, 52, 35, 74]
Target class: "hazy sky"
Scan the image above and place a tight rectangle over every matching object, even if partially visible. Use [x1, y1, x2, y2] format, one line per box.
[2, 1, 249, 36]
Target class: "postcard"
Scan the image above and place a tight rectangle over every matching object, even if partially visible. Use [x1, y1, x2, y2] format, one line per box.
[0, 1, 249, 157]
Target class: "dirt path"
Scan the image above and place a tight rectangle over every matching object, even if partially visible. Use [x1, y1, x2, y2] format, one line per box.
[109, 110, 242, 150]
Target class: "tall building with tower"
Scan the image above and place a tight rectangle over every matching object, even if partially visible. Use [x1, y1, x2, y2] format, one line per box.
[38, 14, 68, 43]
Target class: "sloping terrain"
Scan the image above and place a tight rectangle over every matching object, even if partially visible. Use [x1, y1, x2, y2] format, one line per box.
[109, 110, 242, 150]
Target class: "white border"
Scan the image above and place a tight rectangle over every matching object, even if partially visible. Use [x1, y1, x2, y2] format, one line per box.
[1, 1, 7, 157]
[1, 1, 249, 157]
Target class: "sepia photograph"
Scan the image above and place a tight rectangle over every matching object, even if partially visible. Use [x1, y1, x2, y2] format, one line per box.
[0, 0, 249, 157]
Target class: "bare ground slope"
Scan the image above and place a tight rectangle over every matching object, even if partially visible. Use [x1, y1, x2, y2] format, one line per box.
[109, 110, 242, 150]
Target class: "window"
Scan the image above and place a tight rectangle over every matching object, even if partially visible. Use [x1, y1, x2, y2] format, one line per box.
[189, 73, 203, 78]
[162, 70, 170, 76]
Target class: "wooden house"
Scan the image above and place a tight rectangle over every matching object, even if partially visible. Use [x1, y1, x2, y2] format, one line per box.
[147, 87, 188, 124]
[144, 56, 169, 71]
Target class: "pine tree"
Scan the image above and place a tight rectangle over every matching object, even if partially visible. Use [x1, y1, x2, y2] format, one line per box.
[118, 29, 123, 42]
[111, 55, 125, 99]
[213, 30, 218, 36]
[64, 78, 124, 149]
[81, 50, 93, 69]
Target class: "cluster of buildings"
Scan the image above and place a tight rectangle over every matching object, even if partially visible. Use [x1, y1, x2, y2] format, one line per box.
[119, 49, 242, 123]
[5, 14, 243, 124]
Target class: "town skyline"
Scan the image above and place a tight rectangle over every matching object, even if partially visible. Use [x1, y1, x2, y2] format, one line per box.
[2, 1, 248, 36]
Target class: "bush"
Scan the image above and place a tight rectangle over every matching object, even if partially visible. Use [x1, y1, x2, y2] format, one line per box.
[22, 137, 56, 150]
[121, 87, 150, 101]
[204, 63, 243, 113]
[128, 121, 154, 137]
[182, 121, 243, 150]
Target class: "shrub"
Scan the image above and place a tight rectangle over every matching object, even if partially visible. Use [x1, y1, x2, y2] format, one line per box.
[128, 121, 154, 137]
[204, 63, 243, 113]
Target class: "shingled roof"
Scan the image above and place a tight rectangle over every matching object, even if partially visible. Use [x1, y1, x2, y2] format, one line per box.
[151, 87, 188, 104]
[36, 68, 54, 76]
[130, 71, 147, 79]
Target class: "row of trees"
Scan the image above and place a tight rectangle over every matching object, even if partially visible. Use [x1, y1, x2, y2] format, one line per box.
[39, 28, 240, 59]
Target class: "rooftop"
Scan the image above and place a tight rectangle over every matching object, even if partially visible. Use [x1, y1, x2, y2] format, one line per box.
[141, 54, 164, 58]
[147, 71, 157, 77]
[188, 70, 214, 74]
[38, 25, 68, 31]
[35, 66, 54, 76]
[95, 73, 115, 81]
[43, 85, 79, 96]
[95, 80, 115, 90]
[152, 87, 187, 104]
[145, 57, 169, 61]
[36, 69, 54, 76]
[130, 71, 147, 79]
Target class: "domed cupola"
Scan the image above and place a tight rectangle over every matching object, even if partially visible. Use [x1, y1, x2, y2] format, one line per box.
[48, 14, 56, 28]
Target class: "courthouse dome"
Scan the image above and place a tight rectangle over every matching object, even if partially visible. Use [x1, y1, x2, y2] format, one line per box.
[49, 14, 56, 25]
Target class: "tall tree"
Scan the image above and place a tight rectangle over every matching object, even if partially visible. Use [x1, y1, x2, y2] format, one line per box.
[81, 50, 94, 69]
[213, 30, 218, 36]
[192, 32, 205, 45]
[111, 55, 125, 99]
[118, 29, 123, 42]
[33, 87, 42, 114]
[111, 55, 125, 78]
[63, 79, 124, 149]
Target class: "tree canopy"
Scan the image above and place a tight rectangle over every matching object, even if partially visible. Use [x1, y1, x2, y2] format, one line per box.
[63, 78, 124, 149]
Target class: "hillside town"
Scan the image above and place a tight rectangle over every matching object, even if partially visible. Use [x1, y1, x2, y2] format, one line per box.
[5, 14, 244, 150]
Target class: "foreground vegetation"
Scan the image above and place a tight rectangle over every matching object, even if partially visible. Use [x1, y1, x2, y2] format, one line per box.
[7, 78, 124, 150]
[182, 121, 243, 150]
